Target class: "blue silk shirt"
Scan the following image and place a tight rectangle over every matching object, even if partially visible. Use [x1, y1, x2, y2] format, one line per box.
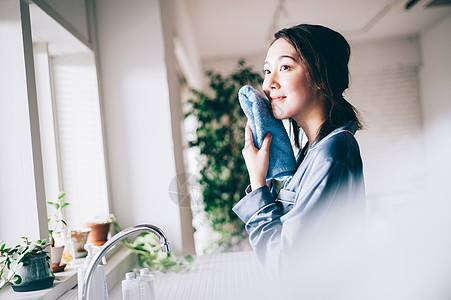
[233, 121, 366, 274]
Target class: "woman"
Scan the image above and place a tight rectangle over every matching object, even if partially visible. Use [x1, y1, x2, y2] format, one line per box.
[233, 24, 366, 276]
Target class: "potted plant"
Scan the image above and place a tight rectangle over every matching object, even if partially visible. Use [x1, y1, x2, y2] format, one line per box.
[48, 231, 65, 273]
[84, 214, 113, 246]
[47, 191, 74, 272]
[71, 228, 91, 258]
[0, 237, 54, 292]
[185, 60, 263, 251]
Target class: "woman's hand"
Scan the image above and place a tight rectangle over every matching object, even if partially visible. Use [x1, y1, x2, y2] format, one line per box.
[242, 123, 272, 190]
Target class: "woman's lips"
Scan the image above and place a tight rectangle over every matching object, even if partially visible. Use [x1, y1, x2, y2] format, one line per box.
[270, 96, 286, 102]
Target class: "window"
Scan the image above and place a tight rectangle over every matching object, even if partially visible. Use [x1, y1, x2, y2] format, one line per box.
[31, 4, 110, 229]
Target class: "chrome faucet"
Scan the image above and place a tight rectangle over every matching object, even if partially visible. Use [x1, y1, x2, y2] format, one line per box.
[81, 224, 170, 300]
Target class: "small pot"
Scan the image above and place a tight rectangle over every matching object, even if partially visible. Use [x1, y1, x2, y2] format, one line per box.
[51, 231, 66, 247]
[85, 222, 111, 246]
[12, 252, 54, 292]
[71, 228, 91, 258]
[50, 245, 67, 273]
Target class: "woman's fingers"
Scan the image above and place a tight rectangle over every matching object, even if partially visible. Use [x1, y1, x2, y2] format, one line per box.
[242, 125, 271, 190]
[244, 123, 255, 149]
[262, 132, 272, 152]
[244, 125, 272, 153]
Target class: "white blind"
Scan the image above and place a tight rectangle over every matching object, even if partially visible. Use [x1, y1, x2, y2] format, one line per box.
[51, 53, 109, 227]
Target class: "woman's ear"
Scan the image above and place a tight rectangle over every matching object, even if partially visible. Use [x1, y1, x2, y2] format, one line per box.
[316, 87, 326, 101]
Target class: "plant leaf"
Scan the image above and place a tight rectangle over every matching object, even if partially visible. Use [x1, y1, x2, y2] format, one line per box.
[11, 274, 21, 284]
[184, 255, 194, 264]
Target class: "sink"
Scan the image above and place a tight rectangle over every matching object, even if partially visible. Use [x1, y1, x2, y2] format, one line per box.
[109, 251, 273, 300]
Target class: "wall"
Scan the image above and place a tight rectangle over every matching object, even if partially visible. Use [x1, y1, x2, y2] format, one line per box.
[348, 37, 425, 210]
[94, 0, 195, 255]
[415, 19, 451, 293]
[419, 14, 451, 197]
[160, 0, 196, 254]
[171, 0, 203, 90]
[0, 0, 45, 245]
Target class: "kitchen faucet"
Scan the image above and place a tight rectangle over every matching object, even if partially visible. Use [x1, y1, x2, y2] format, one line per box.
[81, 224, 170, 300]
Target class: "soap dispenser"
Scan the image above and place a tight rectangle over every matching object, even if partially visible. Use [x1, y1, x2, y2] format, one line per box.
[78, 244, 108, 300]
[138, 268, 155, 300]
[122, 272, 140, 300]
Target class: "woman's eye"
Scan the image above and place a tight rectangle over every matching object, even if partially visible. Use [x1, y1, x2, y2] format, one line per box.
[280, 65, 291, 71]
[263, 69, 270, 75]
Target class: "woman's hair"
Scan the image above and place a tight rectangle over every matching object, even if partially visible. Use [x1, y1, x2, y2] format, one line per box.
[273, 24, 363, 148]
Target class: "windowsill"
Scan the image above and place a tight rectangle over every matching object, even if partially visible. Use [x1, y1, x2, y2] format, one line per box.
[0, 244, 136, 300]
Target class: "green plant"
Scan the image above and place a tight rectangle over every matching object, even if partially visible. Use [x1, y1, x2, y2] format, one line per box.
[47, 192, 70, 246]
[129, 233, 193, 273]
[0, 238, 51, 289]
[111, 217, 193, 273]
[185, 60, 263, 251]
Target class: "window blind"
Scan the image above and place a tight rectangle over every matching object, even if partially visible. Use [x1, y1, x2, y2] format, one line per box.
[51, 53, 109, 227]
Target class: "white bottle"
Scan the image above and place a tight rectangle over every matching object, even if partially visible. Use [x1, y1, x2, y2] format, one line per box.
[78, 244, 109, 300]
[139, 268, 155, 300]
[122, 272, 140, 300]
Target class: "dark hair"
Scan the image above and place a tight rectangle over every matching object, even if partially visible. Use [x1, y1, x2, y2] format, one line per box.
[274, 24, 363, 148]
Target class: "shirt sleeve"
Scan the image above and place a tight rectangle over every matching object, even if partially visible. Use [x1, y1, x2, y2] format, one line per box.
[244, 182, 278, 198]
[232, 157, 364, 274]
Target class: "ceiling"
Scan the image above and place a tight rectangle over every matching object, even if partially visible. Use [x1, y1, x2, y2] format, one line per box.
[28, 0, 451, 60]
[186, 0, 451, 59]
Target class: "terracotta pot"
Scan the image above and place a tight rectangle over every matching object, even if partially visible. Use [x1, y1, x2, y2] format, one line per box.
[50, 246, 67, 273]
[85, 222, 111, 246]
[71, 229, 91, 258]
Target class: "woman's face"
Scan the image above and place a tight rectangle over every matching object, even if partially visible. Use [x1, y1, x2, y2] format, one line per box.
[262, 38, 319, 122]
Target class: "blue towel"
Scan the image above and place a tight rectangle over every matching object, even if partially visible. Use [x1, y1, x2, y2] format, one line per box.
[239, 85, 296, 181]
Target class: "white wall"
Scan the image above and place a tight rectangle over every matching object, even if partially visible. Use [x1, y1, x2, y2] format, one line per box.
[419, 14, 451, 197]
[95, 0, 195, 255]
[160, 0, 196, 254]
[417, 14, 451, 295]
[171, 0, 203, 90]
[348, 37, 424, 205]
[0, 0, 46, 245]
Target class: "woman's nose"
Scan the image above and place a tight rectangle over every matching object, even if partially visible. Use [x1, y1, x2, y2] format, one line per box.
[263, 73, 280, 92]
